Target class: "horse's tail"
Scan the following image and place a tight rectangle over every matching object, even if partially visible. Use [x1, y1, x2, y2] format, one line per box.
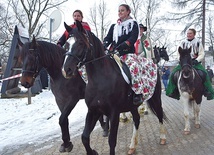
[147, 72, 169, 123]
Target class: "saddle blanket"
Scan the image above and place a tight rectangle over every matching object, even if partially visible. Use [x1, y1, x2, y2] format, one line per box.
[121, 54, 157, 101]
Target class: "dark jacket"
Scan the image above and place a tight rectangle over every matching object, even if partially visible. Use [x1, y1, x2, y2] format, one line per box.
[162, 67, 170, 80]
[206, 69, 214, 79]
[103, 20, 139, 56]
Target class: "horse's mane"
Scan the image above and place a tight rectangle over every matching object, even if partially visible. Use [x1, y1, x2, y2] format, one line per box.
[21, 41, 66, 68]
[72, 27, 105, 58]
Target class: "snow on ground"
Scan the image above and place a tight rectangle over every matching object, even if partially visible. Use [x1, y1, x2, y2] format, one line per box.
[0, 84, 96, 151]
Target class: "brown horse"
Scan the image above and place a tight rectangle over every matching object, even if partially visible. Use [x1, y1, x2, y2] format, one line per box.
[17, 37, 105, 153]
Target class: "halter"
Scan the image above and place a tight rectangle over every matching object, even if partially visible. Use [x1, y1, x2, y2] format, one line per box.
[22, 48, 40, 79]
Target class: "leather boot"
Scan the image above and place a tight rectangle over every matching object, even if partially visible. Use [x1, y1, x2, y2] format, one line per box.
[133, 94, 143, 106]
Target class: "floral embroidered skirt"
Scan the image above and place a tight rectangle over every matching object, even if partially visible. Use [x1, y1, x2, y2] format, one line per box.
[78, 53, 157, 101]
[121, 54, 157, 101]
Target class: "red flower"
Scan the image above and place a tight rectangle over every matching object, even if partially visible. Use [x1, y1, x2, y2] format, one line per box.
[143, 87, 149, 93]
[133, 83, 139, 88]
[150, 71, 154, 76]
[149, 82, 154, 87]
[133, 67, 138, 74]
[144, 40, 149, 48]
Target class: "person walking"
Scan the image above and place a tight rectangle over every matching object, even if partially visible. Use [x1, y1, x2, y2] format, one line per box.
[206, 65, 214, 83]
[161, 66, 170, 91]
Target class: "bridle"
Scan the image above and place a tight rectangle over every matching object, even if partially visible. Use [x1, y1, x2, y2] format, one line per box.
[22, 48, 40, 79]
[65, 31, 111, 69]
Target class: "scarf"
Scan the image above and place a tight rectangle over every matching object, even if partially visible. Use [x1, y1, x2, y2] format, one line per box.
[113, 17, 135, 43]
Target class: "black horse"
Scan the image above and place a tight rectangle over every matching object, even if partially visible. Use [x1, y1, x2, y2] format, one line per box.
[17, 37, 105, 153]
[140, 45, 169, 115]
[62, 21, 167, 155]
[177, 46, 204, 135]
[153, 46, 169, 64]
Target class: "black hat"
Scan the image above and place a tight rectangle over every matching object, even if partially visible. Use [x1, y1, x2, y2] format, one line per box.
[139, 24, 147, 31]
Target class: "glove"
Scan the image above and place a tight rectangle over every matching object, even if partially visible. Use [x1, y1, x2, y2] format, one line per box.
[192, 59, 199, 65]
[115, 41, 130, 51]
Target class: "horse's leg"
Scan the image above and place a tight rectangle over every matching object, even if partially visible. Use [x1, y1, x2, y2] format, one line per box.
[109, 112, 120, 155]
[159, 122, 167, 144]
[181, 93, 191, 135]
[82, 111, 100, 155]
[102, 115, 109, 137]
[147, 73, 167, 144]
[58, 101, 77, 152]
[144, 101, 149, 115]
[128, 108, 140, 155]
[193, 101, 201, 129]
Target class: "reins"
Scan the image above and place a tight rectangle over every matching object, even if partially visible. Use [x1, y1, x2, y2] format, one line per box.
[65, 48, 118, 69]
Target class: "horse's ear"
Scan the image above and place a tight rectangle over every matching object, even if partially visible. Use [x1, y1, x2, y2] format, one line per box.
[75, 20, 84, 32]
[64, 22, 72, 33]
[17, 38, 23, 48]
[178, 46, 182, 53]
[31, 35, 37, 49]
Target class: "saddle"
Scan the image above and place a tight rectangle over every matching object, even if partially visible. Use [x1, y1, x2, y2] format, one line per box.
[113, 54, 132, 85]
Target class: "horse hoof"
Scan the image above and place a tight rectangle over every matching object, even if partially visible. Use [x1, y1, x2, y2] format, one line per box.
[59, 142, 73, 152]
[195, 124, 200, 129]
[128, 148, 136, 155]
[183, 131, 190, 135]
[144, 111, 148, 115]
[102, 130, 109, 137]
[120, 117, 128, 123]
[160, 138, 166, 145]
[92, 149, 99, 155]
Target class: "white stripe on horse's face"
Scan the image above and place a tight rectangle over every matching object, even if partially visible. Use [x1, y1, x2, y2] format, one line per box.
[67, 36, 76, 51]
[62, 37, 76, 78]
[62, 55, 69, 78]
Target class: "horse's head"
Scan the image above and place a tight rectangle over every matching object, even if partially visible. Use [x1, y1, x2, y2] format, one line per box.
[159, 46, 169, 61]
[18, 36, 42, 88]
[62, 21, 104, 79]
[153, 46, 160, 63]
[178, 46, 192, 79]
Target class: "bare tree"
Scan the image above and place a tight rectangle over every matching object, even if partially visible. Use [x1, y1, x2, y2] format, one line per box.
[169, 0, 214, 47]
[126, 0, 169, 47]
[206, 16, 214, 49]
[88, 0, 110, 41]
[9, 0, 68, 39]
[206, 16, 214, 56]
[0, 2, 16, 64]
